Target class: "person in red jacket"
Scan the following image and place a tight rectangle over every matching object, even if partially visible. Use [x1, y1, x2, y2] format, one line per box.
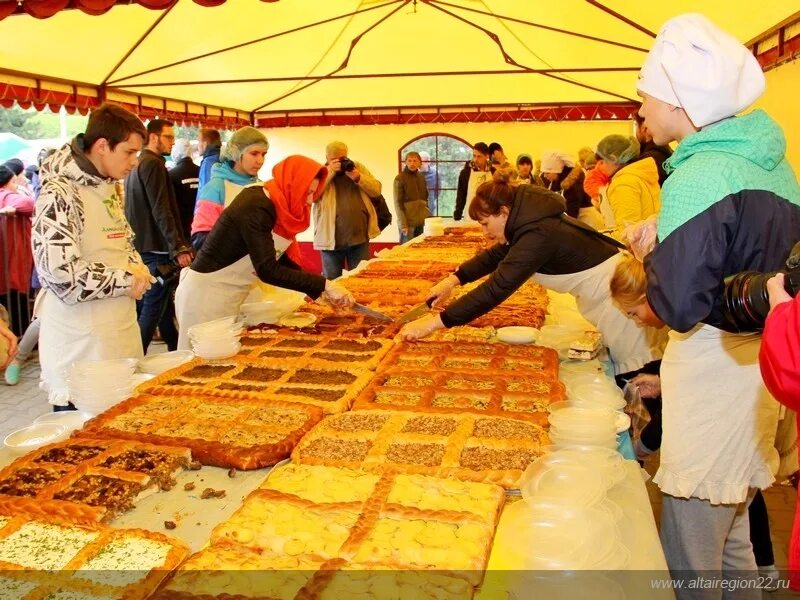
[760, 272, 800, 590]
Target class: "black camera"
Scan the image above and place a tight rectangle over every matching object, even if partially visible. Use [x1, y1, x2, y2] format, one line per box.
[721, 242, 800, 332]
[155, 262, 181, 287]
[337, 157, 356, 174]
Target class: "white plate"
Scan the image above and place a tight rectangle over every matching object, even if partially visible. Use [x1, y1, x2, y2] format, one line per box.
[138, 350, 195, 375]
[4, 423, 68, 455]
[34, 410, 93, 432]
[496, 326, 539, 344]
[615, 412, 632, 433]
[278, 312, 317, 328]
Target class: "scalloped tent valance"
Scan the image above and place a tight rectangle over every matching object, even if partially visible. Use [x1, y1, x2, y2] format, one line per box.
[0, 0, 797, 127]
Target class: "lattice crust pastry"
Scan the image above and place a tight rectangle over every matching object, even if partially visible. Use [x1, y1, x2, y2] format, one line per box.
[235, 333, 392, 371]
[246, 309, 401, 340]
[409, 235, 491, 250]
[0, 513, 189, 599]
[0, 438, 190, 522]
[379, 341, 560, 379]
[424, 326, 496, 343]
[207, 464, 503, 587]
[353, 260, 458, 282]
[443, 279, 550, 329]
[353, 371, 559, 426]
[291, 410, 548, 489]
[381, 246, 479, 263]
[138, 358, 374, 414]
[332, 278, 432, 307]
[78, 395, 322, 471]
[443, 226, 482, 236]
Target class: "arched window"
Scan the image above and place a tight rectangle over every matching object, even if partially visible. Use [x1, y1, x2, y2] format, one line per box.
[399, 133, 472, 217]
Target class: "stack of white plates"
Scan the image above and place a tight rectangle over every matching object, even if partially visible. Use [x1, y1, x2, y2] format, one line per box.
[188, 316, 243, 360]
[67, 358, 139, 415]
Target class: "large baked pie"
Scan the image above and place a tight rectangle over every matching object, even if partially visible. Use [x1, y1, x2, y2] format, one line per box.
[138, 358, 373, 414]
[291, 410, 548, 489]
[0, 438, 190, 522]
[206, 464, 503, 587]
[235, 333, 392, 371]
[0, 512, 188, 599]
[78, 395, 321, 470]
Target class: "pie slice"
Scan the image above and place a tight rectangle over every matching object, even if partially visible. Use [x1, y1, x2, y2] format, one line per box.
[292, 410, 547, 488]
[0, 439, 191, 522]
[79, 395, 322, 471]
[0, 513, 189, 597]
[158, 541, 322, 600]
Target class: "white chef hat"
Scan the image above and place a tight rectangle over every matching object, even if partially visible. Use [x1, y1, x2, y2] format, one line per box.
[540, 151, 575, 174]
[637, 13, 765, 128]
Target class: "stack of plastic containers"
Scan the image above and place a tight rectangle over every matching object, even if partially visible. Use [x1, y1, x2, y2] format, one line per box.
[497, 447, 630, 571]
[188, 316, 243, 360]
[423, 216, 445, 236]
[67, 358, 139, 415]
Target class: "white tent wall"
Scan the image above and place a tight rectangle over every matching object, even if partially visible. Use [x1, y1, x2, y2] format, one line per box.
[260, 119, 631, 243]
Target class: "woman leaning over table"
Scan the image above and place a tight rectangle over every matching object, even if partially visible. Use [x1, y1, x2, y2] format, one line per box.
[399, 167, 663, 377]
[175, 155, 354, 349]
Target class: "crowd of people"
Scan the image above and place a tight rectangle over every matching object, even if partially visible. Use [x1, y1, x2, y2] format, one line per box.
[1, 11, 800, 597]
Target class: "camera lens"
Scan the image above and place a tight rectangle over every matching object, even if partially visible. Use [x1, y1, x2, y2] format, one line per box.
[721, 271, 773, 332]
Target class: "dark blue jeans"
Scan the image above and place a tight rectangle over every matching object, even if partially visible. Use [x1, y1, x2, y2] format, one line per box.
[399, 225, 424, 244]
[137, 252, 179, 352]
[320, 243, 370, 279]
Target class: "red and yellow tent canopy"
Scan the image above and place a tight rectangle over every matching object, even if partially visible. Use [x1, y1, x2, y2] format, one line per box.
[0, 0, 798, 127]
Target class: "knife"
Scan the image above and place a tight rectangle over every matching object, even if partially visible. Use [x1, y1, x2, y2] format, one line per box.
[396, 298, 435, 325]
[351, 303, 394, 323]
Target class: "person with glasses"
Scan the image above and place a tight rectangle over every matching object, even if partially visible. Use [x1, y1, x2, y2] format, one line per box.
[124, 119, 193, 353]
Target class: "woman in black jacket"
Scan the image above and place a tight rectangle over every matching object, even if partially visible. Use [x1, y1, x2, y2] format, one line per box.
[399, 169, 663, 376]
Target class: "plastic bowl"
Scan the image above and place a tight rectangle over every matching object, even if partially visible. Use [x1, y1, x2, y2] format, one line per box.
[4, 423, 68, 454]
[34, 410, 94, 432]
[521, 461, 609, 507]
[138, 350, 194, 375]
[193, 341, 242, 360]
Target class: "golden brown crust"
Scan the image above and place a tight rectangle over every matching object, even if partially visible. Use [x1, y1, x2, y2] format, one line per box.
[354, 360, 562, 424]
[137, 358, 373, 415]
[292, 410, 547, 489]
[0, 514, 189, 597]
[0, 438, 191, 522]
[78, 395, 322, 471]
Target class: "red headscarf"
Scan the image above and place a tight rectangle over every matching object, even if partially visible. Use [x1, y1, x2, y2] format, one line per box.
[264, 155, 327, 268]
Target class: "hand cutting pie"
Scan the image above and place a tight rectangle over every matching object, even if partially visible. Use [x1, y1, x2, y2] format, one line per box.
[399, 314, 445, 342]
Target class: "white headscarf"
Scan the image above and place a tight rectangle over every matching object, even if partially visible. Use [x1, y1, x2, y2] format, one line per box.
[637, 13, 765, 128]
[541, 151, 575, 174]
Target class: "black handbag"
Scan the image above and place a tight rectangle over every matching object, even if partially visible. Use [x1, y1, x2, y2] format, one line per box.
[370, 194, 393, 231]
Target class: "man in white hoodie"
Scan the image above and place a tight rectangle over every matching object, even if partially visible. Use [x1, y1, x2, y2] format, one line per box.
[32, 103, 154, 410]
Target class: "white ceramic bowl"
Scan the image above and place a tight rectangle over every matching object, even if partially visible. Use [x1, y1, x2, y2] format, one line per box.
[4, 423, 68, 454]
[138, 350, 195, 376]
[496, 326, 539, 345]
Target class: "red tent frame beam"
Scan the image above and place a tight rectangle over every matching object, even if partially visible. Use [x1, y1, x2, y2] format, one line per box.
[0, 0, 274, 21]
[0, 66, 249, 128]
[748, 11, 800, 72]
[254, 103, 639, 128]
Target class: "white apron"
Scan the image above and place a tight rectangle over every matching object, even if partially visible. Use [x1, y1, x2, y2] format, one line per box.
[532, 253, 664, 375]
[654, 325, 780, 505]
[175, 255, 256, 350]
[175, 232, 292, 350]
[463, 170, 491, 222]
[38, 184, 143, 406]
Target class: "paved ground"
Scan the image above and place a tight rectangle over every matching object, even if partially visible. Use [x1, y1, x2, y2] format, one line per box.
[0, 352, 795, 574]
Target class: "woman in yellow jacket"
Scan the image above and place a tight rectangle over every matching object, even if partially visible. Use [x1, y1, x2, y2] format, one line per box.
[594, 134, 660, 239]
